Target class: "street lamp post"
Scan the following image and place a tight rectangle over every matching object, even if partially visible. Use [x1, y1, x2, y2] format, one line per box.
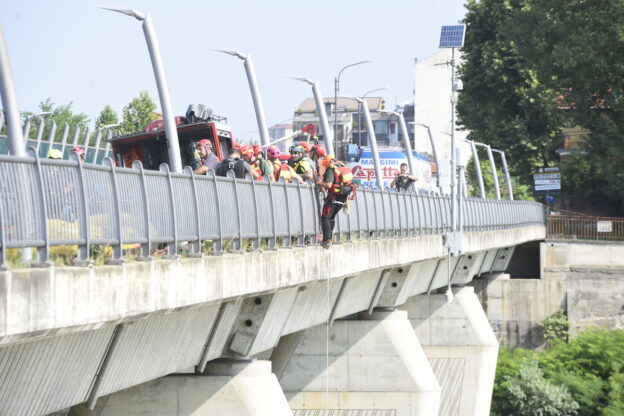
[356, 97, 383, 188]
[461, 138, 485, 199]
[334, 61, 370, 158]
[287, 76, 335, 155]
[216, 49, 270, 147]
[359, 87, 387, 149]
[413, 123, 447, 190]
[491, 149, 513, 200]
[474, 142, 501, 200]
[0, 25, 25, 156]
[102, 7, 183, 172]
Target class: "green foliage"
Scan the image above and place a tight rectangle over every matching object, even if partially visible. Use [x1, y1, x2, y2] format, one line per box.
[459, 0, 624, 211]
[458, 0, 563, 190]
[95, 105, 119, 129]
[540, 310, 569, 344]
[120, 91, 158, 135]
[506, 359, 579, 416]
[493, 329, 624, 416]
[26, 98, 90, 143]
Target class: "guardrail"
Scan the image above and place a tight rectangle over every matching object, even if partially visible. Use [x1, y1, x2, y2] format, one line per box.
[0, 149, 545, 268]
[547, 214, 624, 241]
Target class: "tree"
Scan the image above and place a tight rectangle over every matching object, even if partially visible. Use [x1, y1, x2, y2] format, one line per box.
[25, 98, 90, 143]
[95, 105, 119, 129]
[458, 0, 624, 212]
[508, 0, 624, 210]
[120, 91, 159, 135]
[457, 0, 564, 190]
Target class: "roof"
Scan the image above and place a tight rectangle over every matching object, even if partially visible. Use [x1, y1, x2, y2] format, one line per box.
[296, 97, 384, 112]
[269, 123, 293, 129]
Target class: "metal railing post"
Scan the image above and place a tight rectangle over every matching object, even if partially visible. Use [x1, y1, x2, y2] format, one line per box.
[296, 181, 306, 246]
[184, 166, 202, 257]
[105, 158, 124, 264]
[160, 163, 178, 258]
[250, 178, 261, 251]
[72, 152, 92, 266]
[229, 171, 243, 252]
[132, 161, 152, 261]
[60, 122, 69, 154]
[27, 147, 50, 266]
[0, 174, 6, 269]
[34, 117, 45, 152]
[266, 176, 277, 249]
[281, 178, 292, 248]
[46, 120, 57, 152]
[211, 171, 224, 254]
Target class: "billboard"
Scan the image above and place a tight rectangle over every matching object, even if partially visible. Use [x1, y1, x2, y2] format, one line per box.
[348, 148, 433, 191]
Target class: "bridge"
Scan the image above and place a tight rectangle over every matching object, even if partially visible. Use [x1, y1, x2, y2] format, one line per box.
[0, 149, 544, 416]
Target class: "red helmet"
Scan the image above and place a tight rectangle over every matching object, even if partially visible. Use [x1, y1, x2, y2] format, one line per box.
[267, 145, 281, 159]
[239, 144, 254, 157]
[253, 145, 262, 156]
[196, 139, 212, 149]
[299, 142, 312, 152]
[71, 146, 85, 155]
[311, 144, 326, 158]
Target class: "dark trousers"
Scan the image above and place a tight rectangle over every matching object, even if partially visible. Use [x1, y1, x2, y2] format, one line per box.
[321, 193, 348, 242]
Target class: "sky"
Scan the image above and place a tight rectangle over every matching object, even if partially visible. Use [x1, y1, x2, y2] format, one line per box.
[1, 0, 468, 142]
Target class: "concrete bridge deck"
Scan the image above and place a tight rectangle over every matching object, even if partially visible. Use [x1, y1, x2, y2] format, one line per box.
[0, 153, 545, 415]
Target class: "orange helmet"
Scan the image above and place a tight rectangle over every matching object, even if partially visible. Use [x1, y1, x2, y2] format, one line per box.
[299, 142, 312, 152]
[239, 144, 254, 157]
[253, 144, 262, 156]
[321, 154, 336, 167]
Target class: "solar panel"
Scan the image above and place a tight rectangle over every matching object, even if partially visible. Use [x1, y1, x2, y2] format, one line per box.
[439, 25, 466, 48]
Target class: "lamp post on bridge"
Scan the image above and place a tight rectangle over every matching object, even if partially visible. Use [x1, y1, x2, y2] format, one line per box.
[461, 138, 486, 199]
[0, 25, 25, 156]
[412, 123, 447, 191]
[287, 76, 335, 156]
[215, 49, 270, 147]
[491, 148, 513, 200]
[334, 60, 371, 158]
[102, 6, 183, 173]
[356, 97, 383, 188]
[359, 87, 388, 148]
[473, 142, 501, 200]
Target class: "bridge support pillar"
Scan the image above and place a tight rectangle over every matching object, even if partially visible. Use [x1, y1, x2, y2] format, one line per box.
[402, 287, 499, 416]
[276, 309, 441, 415]
[72, 359, 292, 416]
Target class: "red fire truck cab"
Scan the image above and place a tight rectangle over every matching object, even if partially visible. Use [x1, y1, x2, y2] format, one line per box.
[107, 115, 237, 171]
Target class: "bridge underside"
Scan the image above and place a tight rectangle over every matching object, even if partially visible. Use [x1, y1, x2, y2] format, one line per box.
[0, 225, 544, 415]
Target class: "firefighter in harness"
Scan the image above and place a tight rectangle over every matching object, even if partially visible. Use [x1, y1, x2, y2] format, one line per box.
[315, 154, 356, 249]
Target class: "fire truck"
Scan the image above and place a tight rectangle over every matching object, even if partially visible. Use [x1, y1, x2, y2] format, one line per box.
[107, 105, 238, 170]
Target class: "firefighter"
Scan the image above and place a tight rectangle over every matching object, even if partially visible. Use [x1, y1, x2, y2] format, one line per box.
[215, 147, 257, 179]
[71, 147, 86, 162]
[267, 145, 304, 183]
[315, 154, 355, 248]
[193, 139, 219, 174]
[288, 144, 313, 181]
[240, 144, 273, 181]
[47, 149, 63, 159]
[310, 144, 327, 179]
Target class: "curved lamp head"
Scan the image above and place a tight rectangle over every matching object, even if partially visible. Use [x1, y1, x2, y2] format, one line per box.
[286, 75, 314, 86]
[214, 48, 247, 60]
[101, 6, 146, 21]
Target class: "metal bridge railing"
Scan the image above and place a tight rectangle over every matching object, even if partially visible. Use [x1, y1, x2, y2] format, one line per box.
[0, 150, 545, 267]
[547, 214, 624, 241]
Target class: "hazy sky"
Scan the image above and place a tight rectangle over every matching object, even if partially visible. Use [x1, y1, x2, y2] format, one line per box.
[1, 0, 467, 141]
